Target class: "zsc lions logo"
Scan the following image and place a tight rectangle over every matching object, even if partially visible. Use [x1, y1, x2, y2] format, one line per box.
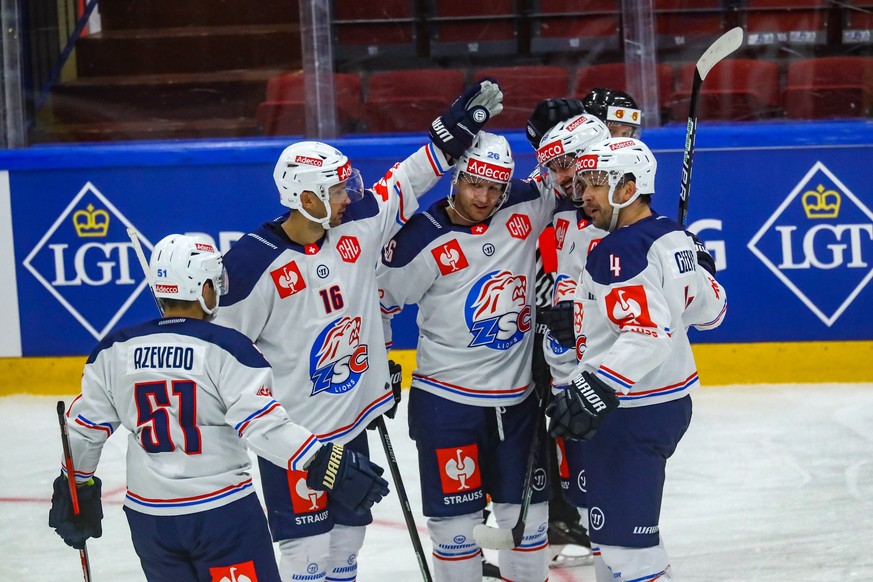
[465, 270, 531, 350]
[309, 316, 369, 395]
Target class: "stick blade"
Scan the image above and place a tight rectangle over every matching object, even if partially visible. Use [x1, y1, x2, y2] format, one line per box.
[696, 27, 744, 81]
[473, 523, 516, 550]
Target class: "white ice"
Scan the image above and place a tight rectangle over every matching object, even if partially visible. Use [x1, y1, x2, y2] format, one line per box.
[3, 384, 873, 581]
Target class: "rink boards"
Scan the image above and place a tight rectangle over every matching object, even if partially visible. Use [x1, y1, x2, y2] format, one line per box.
[1, 120, 872, 391]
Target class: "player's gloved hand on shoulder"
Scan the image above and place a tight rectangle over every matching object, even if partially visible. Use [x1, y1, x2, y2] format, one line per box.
[48, 474, 103, 550]
[526, 98, 586, 149]
[540, 300, 575, 348]
[306, 444, 390, 514]
[687, 231, 716, 276]
[429, 78, 504, 160]
[546, 371, 619, 440]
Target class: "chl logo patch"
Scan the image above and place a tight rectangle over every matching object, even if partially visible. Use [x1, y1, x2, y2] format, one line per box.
[209, 559, 259, 582]
[270, 260, 306, 298]
[432, 239, 469, 275]
[506, 214, 532, 240]
[336, 236, 361, 263]
[21, 181, 152, 341]
[436, 444, 481, 493]
[747, 161, 873, 326]
[287, 469, 327, 514]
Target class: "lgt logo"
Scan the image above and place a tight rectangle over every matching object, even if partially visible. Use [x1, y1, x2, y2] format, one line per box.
[506, 214, 532, 240]
[22, 182, 151, 341]
[747, 162, 873, 326]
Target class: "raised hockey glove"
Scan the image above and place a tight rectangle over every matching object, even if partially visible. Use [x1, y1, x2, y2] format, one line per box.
[540, 300, 575, 348]
[688, 231, 716, 276]
[429, 78, 504, 160]
[306, 443, 390, 514]
[546, 371, 619, 440]
[526, 98, 586, 149]
[48, 474, 103, 550]
[385, 359, 402, 419]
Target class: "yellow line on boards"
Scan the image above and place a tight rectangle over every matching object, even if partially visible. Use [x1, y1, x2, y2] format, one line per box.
[2, 341, 872, 397]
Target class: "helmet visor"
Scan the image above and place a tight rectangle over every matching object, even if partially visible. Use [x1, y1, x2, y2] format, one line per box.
[329, 168, 365, 203]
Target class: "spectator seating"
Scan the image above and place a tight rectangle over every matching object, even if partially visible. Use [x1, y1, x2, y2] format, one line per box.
[843, 1, 873, 44]
[743, 0, 830, 46]
[670, 59, 781, 121]
[781, 56, 873, 118]
[427, 0, 519, 57]
[332, 0, 418, 61]
[654, 0, 726, 50]
[256, 72, 362, 136]
[529, 0, 620, 54]
[472, 66, 570, 129]
[361, 69, 465, 133]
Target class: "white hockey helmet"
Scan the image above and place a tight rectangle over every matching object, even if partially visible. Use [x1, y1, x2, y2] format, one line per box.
[573, 137, 657, 231]
[450, 131, 515, 219]
[536, 113, 611, 198]
[273, 141, 365, 229]
[150, 234, 227, 318]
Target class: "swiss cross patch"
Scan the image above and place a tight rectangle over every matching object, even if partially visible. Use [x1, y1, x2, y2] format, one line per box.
[431, 239, 469, 275]
[270, 260, 306, 298]
[471, 223, 488, 235]
[506, 214, 532, 240]
[436, 444, 481, 493]
[288, 469, 328, 514]
[209, 559, 259, 582]
[554, 218, 570, 250]
[604, 285, 657, 329]
[336, 236, 361, 263]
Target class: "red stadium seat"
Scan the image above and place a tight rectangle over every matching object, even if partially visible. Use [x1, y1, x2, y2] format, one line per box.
[472, 66, 570, 130]
[743, 0, 829, 46]
[669, 59, 780, 121]
[573, 62, 674, 112]
[843, 1, 873, 44]
[529, 0, 620, 54]
[257, 72, 362, 136]
[361, 69, 465, 134]
[428, 0, 519, 57]
[654, 0, 726, 50]
[332, 0, 418, 60]
[781, 57, 873, 119]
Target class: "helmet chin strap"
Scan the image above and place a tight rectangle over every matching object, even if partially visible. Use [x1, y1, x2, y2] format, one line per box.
[198, 294, 218, 321]
[447, 181, 509, 224]
[299, 191, 333, 230]
[606, 182, 640, 232]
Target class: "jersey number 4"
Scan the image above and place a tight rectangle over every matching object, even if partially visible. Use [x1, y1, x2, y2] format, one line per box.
[135, 380, 202, 454]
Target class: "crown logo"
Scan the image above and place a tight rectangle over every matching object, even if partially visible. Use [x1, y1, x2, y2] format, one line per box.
[72, 203, 110, 237]
[802, 184, 840, 219]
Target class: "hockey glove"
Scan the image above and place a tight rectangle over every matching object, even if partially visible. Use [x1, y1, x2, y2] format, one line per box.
[540, 300, 575, 349]
[526, 98, 586, 149]
[306, 443, 390, 514]
[48, 474, 103, 550]
[546, 371, 619, 440]
[429, 79, 504, 160]
[687, 231, 716, 276]
[385, 359, 402, 419]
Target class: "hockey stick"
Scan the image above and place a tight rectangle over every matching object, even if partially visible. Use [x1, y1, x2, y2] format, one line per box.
[126, 227, 164, 315]
[472, 392, 549, 550]
[678, 26, 744, 226]
[56, 400, 93, 582]
[374, 415, 433, 582]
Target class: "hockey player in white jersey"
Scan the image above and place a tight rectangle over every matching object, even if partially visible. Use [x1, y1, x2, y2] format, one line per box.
[213, 80, 504, 581]
[545, 138, 727, 582]
[48, 234, 388, 582]
[378, 132, 558, 581]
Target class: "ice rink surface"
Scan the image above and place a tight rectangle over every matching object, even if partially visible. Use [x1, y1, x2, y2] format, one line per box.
[3, 383, 872, 581]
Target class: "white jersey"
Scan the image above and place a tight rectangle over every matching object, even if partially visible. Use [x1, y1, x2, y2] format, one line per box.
[571, 212, 727, 407]
[215, 144, 451, 443]
[543, 198, 608, 385]
[66, 317, 319, 516]
[377, 177, 557, 407]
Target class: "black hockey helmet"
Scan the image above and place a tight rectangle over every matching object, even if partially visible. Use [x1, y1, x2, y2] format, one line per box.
[582, 88, 642, 138]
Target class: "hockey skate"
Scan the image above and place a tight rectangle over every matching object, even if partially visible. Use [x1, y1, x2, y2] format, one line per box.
[548, 519, 594, 569]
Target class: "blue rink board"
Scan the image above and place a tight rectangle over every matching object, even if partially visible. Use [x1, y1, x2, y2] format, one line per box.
[2, 120, 872, 356]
